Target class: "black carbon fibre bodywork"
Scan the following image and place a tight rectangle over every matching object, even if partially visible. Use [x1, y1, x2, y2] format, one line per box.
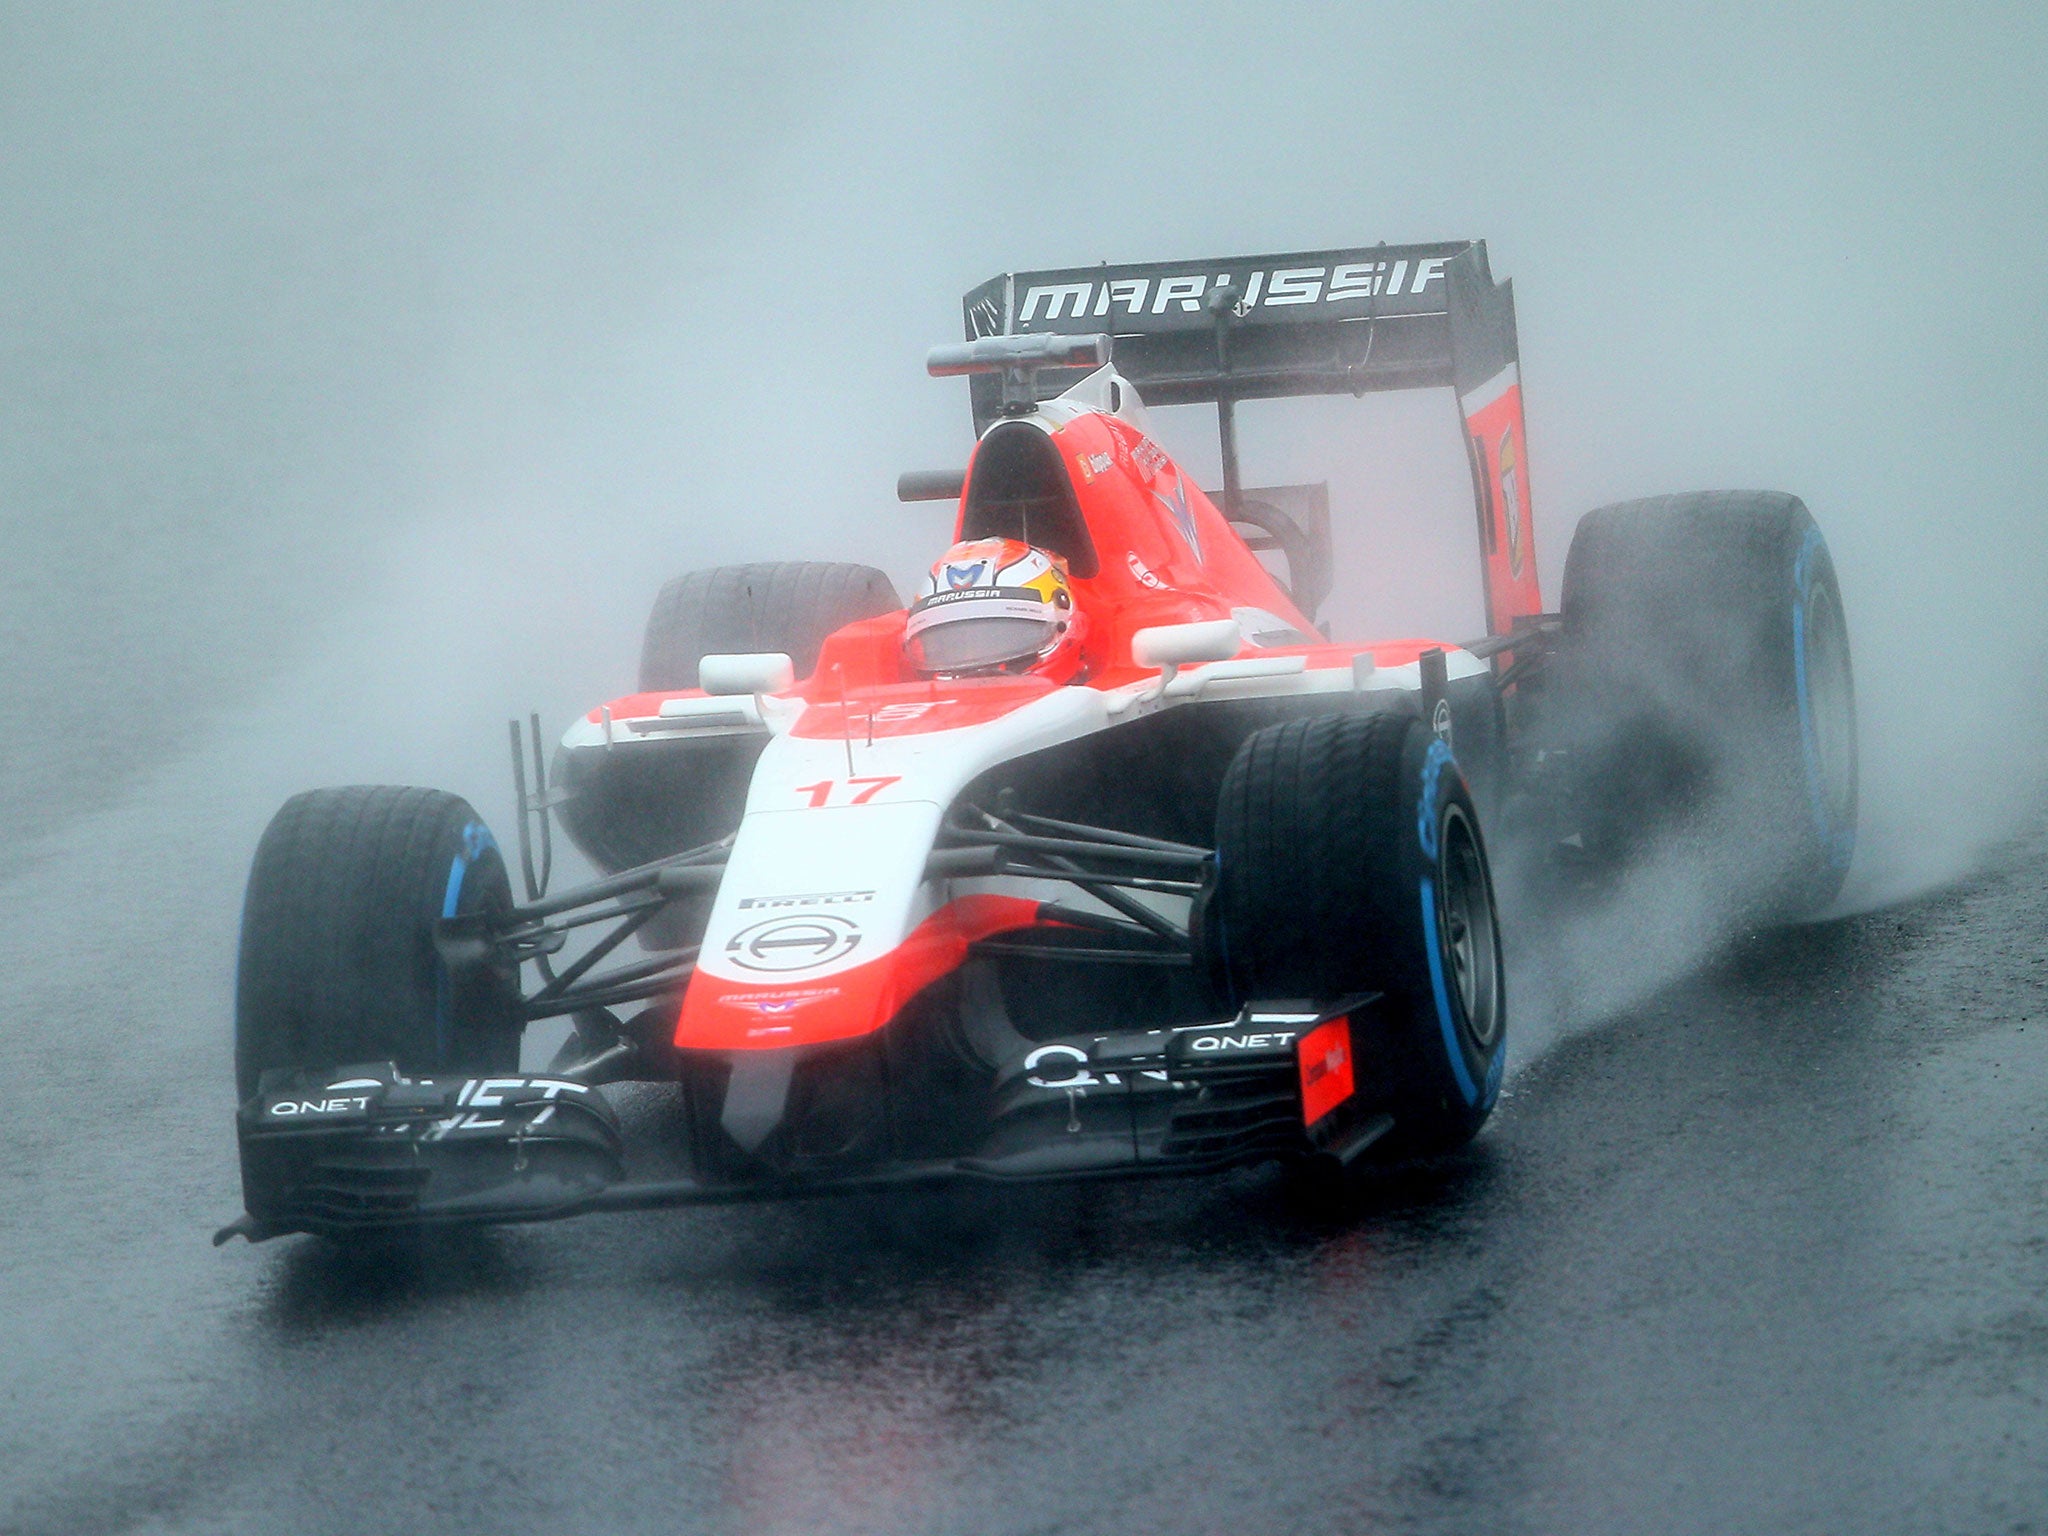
[219, 998, 1384, 1243]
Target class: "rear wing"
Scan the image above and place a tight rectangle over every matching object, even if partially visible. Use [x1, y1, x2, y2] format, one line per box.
[959, 241, 1543, 637]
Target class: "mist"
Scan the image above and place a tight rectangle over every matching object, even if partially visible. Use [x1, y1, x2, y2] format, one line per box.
[4, 1, 2043, 990]
[2, 10, 2045, 1506]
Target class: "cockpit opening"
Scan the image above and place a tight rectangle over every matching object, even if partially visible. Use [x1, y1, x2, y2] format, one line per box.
[960, 422, 1099, 578]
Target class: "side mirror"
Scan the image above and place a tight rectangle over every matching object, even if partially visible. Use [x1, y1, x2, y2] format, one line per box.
[1131, 619, 1243, 671]
[698, 652, 795, 697]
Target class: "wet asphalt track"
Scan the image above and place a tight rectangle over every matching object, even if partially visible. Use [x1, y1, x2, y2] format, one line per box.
[3, 780, 2045, 1535]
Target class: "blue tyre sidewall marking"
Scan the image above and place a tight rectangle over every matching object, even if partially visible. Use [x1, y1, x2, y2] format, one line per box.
[1416, 737, 1452, 861]
[1419, 875, 1480, 1107]
[1415, 736, 1485, 1110]
[434, 820, 499, 1061]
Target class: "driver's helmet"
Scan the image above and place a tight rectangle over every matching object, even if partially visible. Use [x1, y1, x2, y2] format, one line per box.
[904, 538, 1085, 680]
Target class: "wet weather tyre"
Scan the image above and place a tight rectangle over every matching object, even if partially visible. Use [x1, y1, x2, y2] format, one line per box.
[639, 561, 901, 691]
[1555, 491, 1857, 916]
[234, 786, 522, 1102]
[1205, 711, 1507, 1157]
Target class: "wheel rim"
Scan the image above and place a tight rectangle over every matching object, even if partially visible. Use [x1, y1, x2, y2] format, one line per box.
[1437, 804, 1503, 1052]
[1800, 580, 1856, 831]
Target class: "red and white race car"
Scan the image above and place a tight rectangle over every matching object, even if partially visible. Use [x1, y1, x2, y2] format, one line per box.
[220, 242, 1856, 1243]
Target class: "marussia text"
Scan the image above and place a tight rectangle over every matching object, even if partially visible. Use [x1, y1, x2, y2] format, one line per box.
[1017, 258, 1450, 324]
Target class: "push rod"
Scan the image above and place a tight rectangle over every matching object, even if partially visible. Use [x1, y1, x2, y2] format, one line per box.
[506, 839, 728, 923]
[1002, 810, 1212, 858]
[946, 826, 1208, 872]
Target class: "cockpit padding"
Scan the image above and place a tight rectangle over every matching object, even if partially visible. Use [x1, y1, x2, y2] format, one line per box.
[960, 423, 1099, 578]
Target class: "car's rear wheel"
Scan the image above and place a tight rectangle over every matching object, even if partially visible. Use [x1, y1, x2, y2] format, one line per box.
[1203, 711, 1507, 1157]
[235, 786, 523, 1104]
[638, 560, 901, 692]
[1550, 491, 1856, 916]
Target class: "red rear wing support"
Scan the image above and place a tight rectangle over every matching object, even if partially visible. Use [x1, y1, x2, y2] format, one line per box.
[960, 240, 1544, 637]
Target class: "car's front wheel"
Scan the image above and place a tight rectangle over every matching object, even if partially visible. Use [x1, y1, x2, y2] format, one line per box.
[235, 785, 523, 1104]
[1203, 710, 1507, 1157]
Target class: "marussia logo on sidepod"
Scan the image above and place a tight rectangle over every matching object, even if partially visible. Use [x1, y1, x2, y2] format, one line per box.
[1155, 474, 1200, 561]
[726, 915, 863, 973]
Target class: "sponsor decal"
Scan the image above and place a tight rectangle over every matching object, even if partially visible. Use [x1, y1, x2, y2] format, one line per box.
[910, 585, 1039, 612]
[457, 1077, 588, 1106]
[737, 890, 876, 911]
[946, 560, 990, 590]
[1331, 258, 1410, 300]
[1090, 277, 1152, 317]
[266, 1095, 372, 1117]
[726, 914, 862, 973]
[1155, 473, 1201, 561]
[922, 592, 1046, 626]
[1131, 437, 1171, 481]
[1023, 1043, 1116, 1091]
[1016, 258, 1450, 326]
[1297, 1016, 1355, 1126]
[1019, 282, 1093, 322]
[1126, 551, 1168, 590]
[1186, 1030, 1299, 1053]
[1498, 426, 1525, 579]
[968, 293, 1003, 339]
[1432, 696, 1454, 746]
[1265, 267, 1323, 306]
[412, 1077, 591, 1138]
[717, 985, 843, 1015]
[1077, 450, 1114, 483]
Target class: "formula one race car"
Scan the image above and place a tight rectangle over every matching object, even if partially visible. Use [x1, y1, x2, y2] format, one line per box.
[217, 241, 1857, 1243]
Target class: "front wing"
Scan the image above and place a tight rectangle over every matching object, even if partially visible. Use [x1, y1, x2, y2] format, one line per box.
[216, 999, 1385, 1243]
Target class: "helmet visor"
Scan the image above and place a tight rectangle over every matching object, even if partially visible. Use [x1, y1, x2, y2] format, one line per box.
[904, 589, 1057, 674]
